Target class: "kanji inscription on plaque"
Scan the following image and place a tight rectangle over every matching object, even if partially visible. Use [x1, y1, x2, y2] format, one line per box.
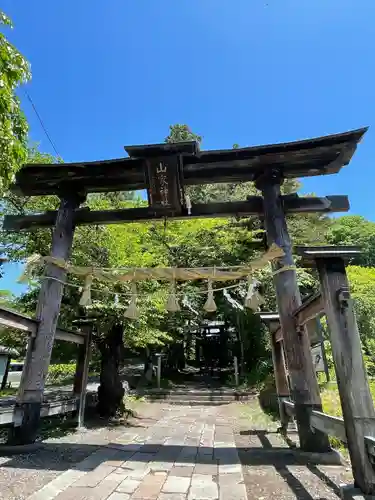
[146, 155, 183, 213]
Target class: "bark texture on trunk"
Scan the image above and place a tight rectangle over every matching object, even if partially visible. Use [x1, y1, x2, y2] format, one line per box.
[96, 324, 125, 418]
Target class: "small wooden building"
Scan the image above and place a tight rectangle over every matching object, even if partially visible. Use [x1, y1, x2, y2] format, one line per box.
[0, 345, 19, 390]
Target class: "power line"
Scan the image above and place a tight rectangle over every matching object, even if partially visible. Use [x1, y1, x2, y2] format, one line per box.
[22, 89, 62, 159]
[0, 56, 63, 159]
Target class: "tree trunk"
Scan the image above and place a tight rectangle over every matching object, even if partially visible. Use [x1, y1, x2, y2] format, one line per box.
[96, 324, 125, 418]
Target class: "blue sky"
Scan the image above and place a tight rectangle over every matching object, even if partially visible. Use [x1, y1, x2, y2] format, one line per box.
[1, 0, 375, 293]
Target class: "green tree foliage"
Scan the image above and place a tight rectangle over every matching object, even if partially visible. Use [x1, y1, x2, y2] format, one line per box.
[0, 11, 30, 192]
[4, 123, 375, 412]
[0, 292, 26, 356]
[166, 123, 258, 203]
[347, 265, 375, 374]
[327, 215, 375, 267]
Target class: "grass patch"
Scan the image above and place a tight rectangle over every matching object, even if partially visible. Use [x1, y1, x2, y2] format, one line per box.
[0, 387, 17, 397]
[317, 379, 375, 456]
[125, 394, 146, 404]
[237, 397, 279, 431]
[321, 379, 375, 417]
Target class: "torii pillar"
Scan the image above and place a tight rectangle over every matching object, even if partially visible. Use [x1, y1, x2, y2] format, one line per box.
[8, 192, 85, 445]
[255, 171, 330, 452]
[259, 312, 291, 431]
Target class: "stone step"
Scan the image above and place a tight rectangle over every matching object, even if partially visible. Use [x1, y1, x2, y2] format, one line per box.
[144, 393, 251, 402]
[135, 389, 254, 397]
[157, 399, 233, 406]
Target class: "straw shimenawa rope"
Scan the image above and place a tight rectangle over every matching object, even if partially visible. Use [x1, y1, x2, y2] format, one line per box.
[19, 244, 284, 284]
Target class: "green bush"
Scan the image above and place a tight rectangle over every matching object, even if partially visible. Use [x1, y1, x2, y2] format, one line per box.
[47, 363, 76, 385]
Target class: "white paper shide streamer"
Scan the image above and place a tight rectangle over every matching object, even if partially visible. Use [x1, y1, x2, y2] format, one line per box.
[79, 275, 93, 306]
[244, 277, 265, 311]
[20, 244, 284, 319]
[124, 282, 139, 319]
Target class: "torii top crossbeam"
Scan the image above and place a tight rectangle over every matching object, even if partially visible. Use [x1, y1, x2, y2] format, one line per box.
[13, 128, 366, 196]
[4, 128, 367, 231]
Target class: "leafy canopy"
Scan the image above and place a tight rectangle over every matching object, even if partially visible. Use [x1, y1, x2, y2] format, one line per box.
[327, 215, 375, 267]
[0, 11, 30, 192]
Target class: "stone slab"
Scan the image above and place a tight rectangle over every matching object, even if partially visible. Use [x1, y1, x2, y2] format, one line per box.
[170, 466, 195, 477]
[158, 494, 187, 500]
[107, 493, 130, 500]
[194, 463, 218, 475]
[72, 464, 115, 487]
[131, 472, 167, 499]
[117, 478, 141, 494]
[27, 470, 86, 500]
[162, 476, 191, 494]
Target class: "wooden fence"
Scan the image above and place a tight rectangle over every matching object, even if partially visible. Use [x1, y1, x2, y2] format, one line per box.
[0, 307, 92, 428]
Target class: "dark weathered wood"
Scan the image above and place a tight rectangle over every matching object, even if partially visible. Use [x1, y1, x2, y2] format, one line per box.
[11, 128, 366, 196]
[77, 326, 92, 428]
[124, 140, 200, 158]
[310, 410, 347, 442]
[8, 194, 83, 446]
[261, 312, 322, 346]
[293, 292, 324, 326]
[258, 312, 280, 333]
[55, 329, 85, 344]
[146, 155, 184, 212]
[270, 332, 291, 430]
[317, 257, 375, 494]
[0, 395, 99, 426]
[305, 319, 321, 347]
[257, 174, 330, 452]
[275, 328, 283, 342]
[4, 195, 350, 231]
[73, 345, 85, 395]
[295, 245, 362, 267]
[365, 436, 375, 462]
[0, 306, 85, 344]
[183, 128, 366, 182]
[1, 357, 11, 391]
[284, 400, 296, 417]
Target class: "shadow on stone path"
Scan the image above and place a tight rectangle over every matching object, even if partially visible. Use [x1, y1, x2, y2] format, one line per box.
[0, 401, 353, 500]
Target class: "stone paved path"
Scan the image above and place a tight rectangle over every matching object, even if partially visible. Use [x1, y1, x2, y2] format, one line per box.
[0, 401, 354, 500]
[24, 405, 246, 500]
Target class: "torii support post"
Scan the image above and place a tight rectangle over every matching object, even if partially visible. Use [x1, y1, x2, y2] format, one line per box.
[256, 173, 330, 452]
[297, 246, 375, 495]
[73, 320, 93, 429]
[259, 313, 291, 431]
[8, 193, 84, 445]
[271, 335, 291, 430]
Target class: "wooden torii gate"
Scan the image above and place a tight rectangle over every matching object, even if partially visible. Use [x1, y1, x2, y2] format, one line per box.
[261, 246, 375, 496]
[3, 127, 366, 451]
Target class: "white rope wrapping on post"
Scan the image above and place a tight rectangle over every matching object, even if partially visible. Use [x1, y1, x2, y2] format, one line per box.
[272, 265, 297, 276]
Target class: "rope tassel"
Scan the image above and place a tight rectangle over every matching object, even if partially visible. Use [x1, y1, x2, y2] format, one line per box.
[124, 282, 139, 319]
[204, 279, 217, 312]
[79, 275, 93, 306]
[166, 280, 180, 312]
